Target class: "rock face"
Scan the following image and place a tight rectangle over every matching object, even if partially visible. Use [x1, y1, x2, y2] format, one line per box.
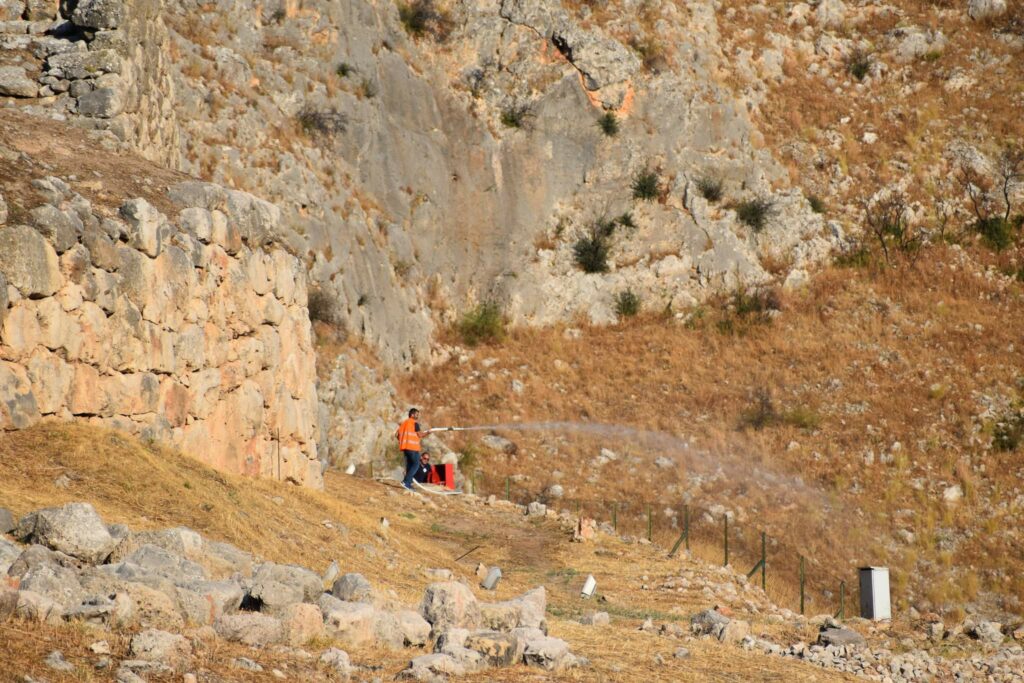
[0, 179, 322, 488]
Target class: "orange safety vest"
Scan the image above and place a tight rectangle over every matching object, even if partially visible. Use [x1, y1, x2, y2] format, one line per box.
[397, 418, 421, 452]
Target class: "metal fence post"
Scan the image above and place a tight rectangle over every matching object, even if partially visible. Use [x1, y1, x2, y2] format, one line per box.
[684, 505, 690, 552]
[723, 516, 729, 566]
[369, 461, 374, 479]
[835, 580, 846, 620]
[647, 504, 653, 541]
[760, 531, 766, 591]
[612, 502, 617, 532]
[505, 476, 510, 501]
[799, 556, 805, 615]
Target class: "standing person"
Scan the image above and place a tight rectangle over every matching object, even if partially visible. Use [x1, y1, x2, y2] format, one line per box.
[396, 408, 430, 491]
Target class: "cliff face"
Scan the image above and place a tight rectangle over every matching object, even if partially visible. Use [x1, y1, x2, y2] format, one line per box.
[0, 113, 322, 487]
[0, 0, 840, 469]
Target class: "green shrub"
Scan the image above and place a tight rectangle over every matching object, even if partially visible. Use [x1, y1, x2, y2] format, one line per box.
[993, 408, 1024, 452]
[336, 62, 355, 78]
[358, 78, 378, 98]
[573, 233, 610, 273]
[595, 217, 617, 238]
[615, 289, 641, 317]
[501, 103, 532, 129]
[739, 389, 777, 430]
[735, 197, 775, 232]
[808, 194, 826, 214]
[846, 48, 873, 81]
[296, 106, 347, 139]
[617, 212, 636, 230]
[781, 406, 821, 430]
[307, 286, 339, 324]
[458, 301, 506, 346]
[632, 169, 661, 201]
[695, 176, 723, 202]
[598, 111, 619, 137]
[974, 216, 1015, 251]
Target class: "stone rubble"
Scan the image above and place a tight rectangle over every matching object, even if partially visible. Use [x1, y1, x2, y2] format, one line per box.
[1, 501, 583, 680]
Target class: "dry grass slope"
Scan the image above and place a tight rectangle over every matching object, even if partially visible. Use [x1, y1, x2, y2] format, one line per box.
[0, 424, 853, 682]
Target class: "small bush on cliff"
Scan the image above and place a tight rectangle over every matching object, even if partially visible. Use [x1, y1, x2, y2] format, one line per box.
[846, 48, 873, 81]
[993, 407, 1024, 452]
[501, 102, 533, 129]
[615, 289, 641, 317]
[598, 111, 619, 137]
[695, 176, 723, 203]
[398, 0, 452, 41]
[632, 169, 662, 201]
[734, 197, 775, 233]
[573, 232, 610, 273]
[297, 106, 347, 139]
[458, 301, 506, 346]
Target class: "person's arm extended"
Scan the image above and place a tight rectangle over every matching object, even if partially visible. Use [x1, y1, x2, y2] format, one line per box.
[416, 422, 430, 438]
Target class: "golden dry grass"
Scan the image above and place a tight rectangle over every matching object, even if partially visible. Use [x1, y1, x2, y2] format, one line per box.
[405, 246, 1024, 617]
[0, 423, 858, 682]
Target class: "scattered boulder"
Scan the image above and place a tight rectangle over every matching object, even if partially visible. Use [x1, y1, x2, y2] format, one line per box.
[397, 609, 432, 647]
[718, 619, 750, 644]
[19, 561, 85, 609]
[573, 518, 596, 542]
[818, 625, 866, 648]
[526, 501, 546, 517]
[971, 620, 1005, 646]
[129, 629, 191, 669]
[579, 611, 609, 626]
[522, 635, 572, 671]
[479, 587, 546, 632]
[246, 577, 304, 616]
[44, 649, 75, 672]
[331, 572, 374, 602]
[319, 648, 351, 676]
[420, 582, 482, 636]
[399, 653, 465, 680]
[251, 562, 322, 602]
[214, 613, 286, 646]
[322, 600, 377, 646]
[0, 66, 38, 98]
[464, 630, 520, 667]
[64, 592, 133, 627]
[123, 544, 207, 583]
[691, 608, 731, 636]
[284, 602, 325, 646]
[968, 0, 1008, 21]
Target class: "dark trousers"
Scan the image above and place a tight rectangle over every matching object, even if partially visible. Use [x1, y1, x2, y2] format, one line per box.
[402, 450, 419, 488]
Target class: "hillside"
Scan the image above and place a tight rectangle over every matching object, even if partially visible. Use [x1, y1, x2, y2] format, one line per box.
[407, 243, 1024, 622]
[2, 423, 1022, 682]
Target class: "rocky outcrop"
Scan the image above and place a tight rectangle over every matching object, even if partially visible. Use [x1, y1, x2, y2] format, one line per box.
[0, 176, 321, 487]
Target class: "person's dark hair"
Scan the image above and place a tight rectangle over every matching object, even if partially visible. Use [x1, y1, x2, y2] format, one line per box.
[409, 408, 419, 417]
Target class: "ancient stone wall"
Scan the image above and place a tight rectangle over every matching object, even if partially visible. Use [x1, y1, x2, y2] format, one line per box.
[0, 177, 322, 488]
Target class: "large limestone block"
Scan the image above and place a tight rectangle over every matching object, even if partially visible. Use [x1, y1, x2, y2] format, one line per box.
[129, 629, 192, 669]
[0, 1, 26, 22]
[47, 49, 122, 80]
[420, 582, 482, 636]
[1, 360, 40, 429]
[0, 225, 62, 297]
[284, 603, 325, 646]
[35, 297, 82, 357]
[25, 349, 73, 414]
[0, 66, 38, 98]
[17, 503, 117, 564]
[71, 0, 125, 29]
[25, 0, 58, 20]
[77, 86, 125, 118]
[968, 0, 1007, 20]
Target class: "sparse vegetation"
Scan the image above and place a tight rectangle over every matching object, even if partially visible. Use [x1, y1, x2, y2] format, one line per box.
[845, 48, 873, 81]
[296, 106, 348, 139]
[358, 79, 378, 99]
[808, 194, 826, 214]
[615, 289, 641, 317]
[629, 37, 669, 73]
[738, 389, 819, 431]
[993, 407, 1024, 452]
[597, 111, 619, 137]
[398, 0, 452, 41]
[958, 145, 1024, 252]
[695, 176, 723, 203]
[573, 232, 611, 273]
[617, 212, 636, 231]
[863, 191, 922, 264]
[457, 301, 506, 346]
[336, 62, 355, 78]
[734, 197, 775, 233]
[307, 285, 340, 325]
[500, 102, 533, 129]
[631, 168, 662, 201]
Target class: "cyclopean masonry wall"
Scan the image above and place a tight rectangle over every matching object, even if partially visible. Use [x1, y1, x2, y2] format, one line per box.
[0, 176, 322, 488]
